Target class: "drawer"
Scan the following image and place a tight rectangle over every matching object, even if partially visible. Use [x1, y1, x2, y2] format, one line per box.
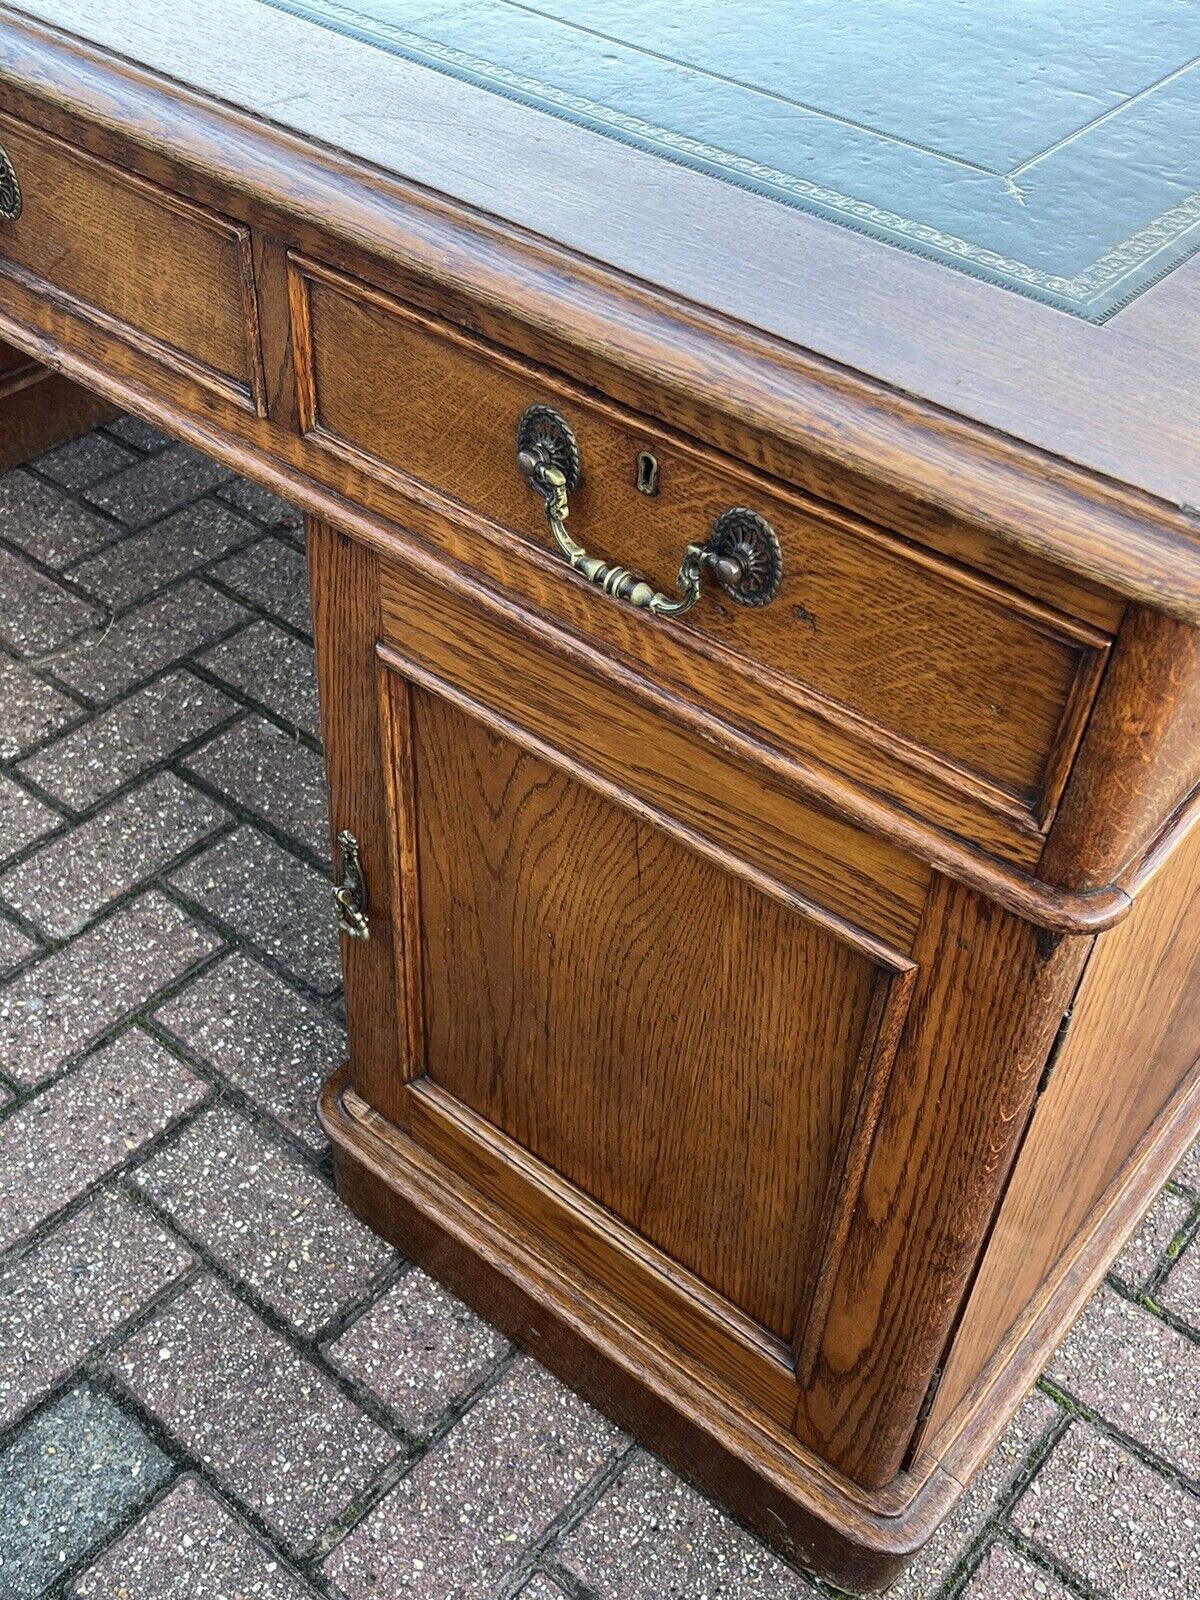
[0, 114, 264, 414]
[290, 255, 1110, 850]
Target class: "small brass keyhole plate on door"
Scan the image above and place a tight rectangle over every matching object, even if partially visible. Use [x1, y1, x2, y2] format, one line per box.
[0, 143, 21, 222]
[333, 829, 370, 941]
[635, 451, 660, 496]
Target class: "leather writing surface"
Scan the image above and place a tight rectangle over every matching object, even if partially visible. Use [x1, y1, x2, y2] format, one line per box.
[255, 0, 1200, 319]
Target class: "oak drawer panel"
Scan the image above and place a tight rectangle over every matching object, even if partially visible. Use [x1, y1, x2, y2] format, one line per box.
[292, 255, 1109, 838]
[0, 114, 263, 412]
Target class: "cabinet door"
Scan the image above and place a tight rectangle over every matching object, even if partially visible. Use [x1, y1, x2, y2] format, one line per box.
[368, 560, 924, 1426]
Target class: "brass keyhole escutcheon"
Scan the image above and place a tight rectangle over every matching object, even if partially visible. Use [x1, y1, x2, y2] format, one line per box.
[0, 142, 21, 222]
[333, 829, 370, 941]
[635, 450, 660, 496]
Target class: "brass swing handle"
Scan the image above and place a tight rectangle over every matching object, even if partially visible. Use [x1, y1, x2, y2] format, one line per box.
[516, 404, 782, 617]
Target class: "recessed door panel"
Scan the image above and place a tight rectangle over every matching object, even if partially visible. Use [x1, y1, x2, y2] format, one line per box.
[411, 686, 881, 1342]
[376, 658, 916, 1398]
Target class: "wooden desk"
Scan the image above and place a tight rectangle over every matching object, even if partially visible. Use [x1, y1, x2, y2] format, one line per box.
[1, 3, 1197, 1586]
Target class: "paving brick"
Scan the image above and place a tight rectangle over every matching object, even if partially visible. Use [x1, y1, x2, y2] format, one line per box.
[50, 579, 248, 703]
[961, 1542, 1075, 1599]
[153, 954, 341, 1151]
[33, 431, 136, 490]
[0, 543, 102, 657]
[199, 619, 321, 737]
[18, 670, 237, 811]
[560, 1451, 816, 1600]
[212, 537, 311, 633]
[325, 1360, 624, 1599]
[1157, 1234, 1200, 1328]
[0, 891, 222, 1086]
[0, 1385, 172, 1599]
[72, 1474, 320, 1600]
[518, 1579, 570, 1600]
[1011, 1422, 1200, 1599]
[69, 500, 261, 608]
[111, 1275, 399, 1550]
[0, 468, 119, 566]
[1112, 1188, 1195, 1288]
[0, 773, 59, 862]
[16, 443, 1200, 1600]
[327, 1269, 508, 1434]
[0, 1029, 207, 1250]
[134, 1102, 392, 1335]
[1047, 1287, 1200, 1479]
[105, 415, 173, 453]
[183, 715, 329, 856]
[874, 1391, 1059, 1600]
[0, 655, 79, 761]
[83, 444, 233, 527]
[216, 478, 303, 531]
[0, 1190, 194, 1427]
[1175, 1137, 1200, 1192]
[0, 915, 35, 974]
[0, 771, 227, 938]
[170, 826, 340, 993]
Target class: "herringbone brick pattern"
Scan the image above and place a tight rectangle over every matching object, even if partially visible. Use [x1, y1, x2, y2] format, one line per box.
[1, 419, 1198, 1600]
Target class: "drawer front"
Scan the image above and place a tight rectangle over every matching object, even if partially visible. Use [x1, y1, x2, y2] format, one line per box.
[0, 114, 264, 413]
[291, 254, 1109, 845]
[375, 557, 927, 1424]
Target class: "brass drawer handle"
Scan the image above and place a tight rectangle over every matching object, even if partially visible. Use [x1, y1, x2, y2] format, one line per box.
[0, 143, 21, 221]
[516, 404, 782, 617]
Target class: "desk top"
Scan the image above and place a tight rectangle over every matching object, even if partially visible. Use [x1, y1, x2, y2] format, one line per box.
[4, 0, 1200, 615]
[257, 0, 1200, 322]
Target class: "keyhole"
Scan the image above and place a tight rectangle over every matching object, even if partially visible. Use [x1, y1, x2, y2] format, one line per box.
[635, 451, 660, 496]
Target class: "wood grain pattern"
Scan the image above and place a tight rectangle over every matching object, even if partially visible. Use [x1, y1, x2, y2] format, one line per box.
[249, 232, 298, 429]
[793, 876, 1092, 1485]
[925, 817, 1200, 1442]
[305, 392, 1053, 869]
[404, 1077, 805, 1428]
[0, 109, 264, 413]
[0, 92, 1161, 924]
[305, 518, 406, 1123]
[377, 667, 426, 1085]
[912, 1059, 1200, 1487]
[407, 684, 884, 1343]
[1040, 605, 1200, 890]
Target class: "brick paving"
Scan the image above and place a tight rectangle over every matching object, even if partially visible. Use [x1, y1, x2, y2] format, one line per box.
[0, 418, 1198, 1600]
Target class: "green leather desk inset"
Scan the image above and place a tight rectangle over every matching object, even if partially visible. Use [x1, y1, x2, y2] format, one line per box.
[259, 0, 1200, 319]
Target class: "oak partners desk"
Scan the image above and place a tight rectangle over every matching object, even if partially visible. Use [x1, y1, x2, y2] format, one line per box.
[2, 3, 1198, 1586]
